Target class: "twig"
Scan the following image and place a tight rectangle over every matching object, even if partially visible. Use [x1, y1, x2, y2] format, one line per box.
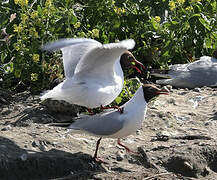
[172, 135, 211, 140]
[153, 134, 212, 142]
[30, 0, 37, 8]
[143, 172, 172, 180]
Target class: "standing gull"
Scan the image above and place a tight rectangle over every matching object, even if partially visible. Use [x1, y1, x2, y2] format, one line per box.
[41, 38, 145, 109]
[63, 84, 168, 161]
[152, 49, 217, 88]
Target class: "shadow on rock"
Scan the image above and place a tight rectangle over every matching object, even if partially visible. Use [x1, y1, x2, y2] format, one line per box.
[11, 101, 82, 127]
[128, 147, 159, 170]
[163, 155, 202, 178]
[0, 136, 106, 180]
[162, 145, 217, 178]
[11, 105, 55, 127]
[0, 88, 13, 106]
[210, 111, 217, 121]
[200, 145, 217, 174]
[1, 90, 84, 127]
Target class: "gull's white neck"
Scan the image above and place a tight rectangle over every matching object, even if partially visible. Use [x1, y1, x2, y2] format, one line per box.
[122, 86, 147, 112]
[109, 86, 147, 138]
[114, 59, 123, 78]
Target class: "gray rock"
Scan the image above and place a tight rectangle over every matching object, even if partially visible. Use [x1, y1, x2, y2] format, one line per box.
[193, 88, 201, 92]
[116, 151, 125, 161]
[1, 125, 12, 131]
[20, 154, 28, 161]
[178, 91, 188, 95]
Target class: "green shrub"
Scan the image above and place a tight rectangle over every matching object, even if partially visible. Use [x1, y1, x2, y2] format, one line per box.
[158, 0, 217, 67]
[114, 77, 141, 105]
[0, 0, 216, 92]
[1, 0, 85, 92]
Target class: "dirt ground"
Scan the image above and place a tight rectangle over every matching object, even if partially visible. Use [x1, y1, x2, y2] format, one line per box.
[0, 85, 217, 180]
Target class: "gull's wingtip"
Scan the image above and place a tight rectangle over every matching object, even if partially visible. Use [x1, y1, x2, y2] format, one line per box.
[40, 43, 57, 52]
[40, 39, 66, 52]
[121, 39, 135, 50]
[41, 38, 101, 52]
[40, 44, 50, 52]
[151, 73, 171, 79]
[156, 79, 171, 85]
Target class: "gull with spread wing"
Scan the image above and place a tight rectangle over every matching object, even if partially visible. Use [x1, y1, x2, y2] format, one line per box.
[41, 38, 145, 110]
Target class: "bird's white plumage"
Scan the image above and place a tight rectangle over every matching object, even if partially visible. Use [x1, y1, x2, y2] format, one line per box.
[42, 38, 102, 78]
[41, 38, 135, 108]
[68, 86, 147, 138]
[61, 40, 101, 78]
[156, 56, 217, 88]
[74, 39, 135, 76]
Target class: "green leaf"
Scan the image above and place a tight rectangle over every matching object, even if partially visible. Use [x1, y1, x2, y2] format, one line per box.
[190, 13, 201, 19]
[14, 69, 21, 78]
[115, 96, 122, 104]
[162, 50, 169, 57]
[113, 19, 121, 28]
[199, 16, 211, 31]
[205, 38, 212, 48]
[171, 21, 179, 25]
[1, 52, 7, 63]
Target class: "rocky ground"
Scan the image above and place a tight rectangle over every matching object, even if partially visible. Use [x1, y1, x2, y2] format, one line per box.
[0, 85, 217, 180]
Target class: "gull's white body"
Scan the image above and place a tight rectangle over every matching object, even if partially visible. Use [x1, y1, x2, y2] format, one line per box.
[68, 86, 147, 138]
[156, 56, 217, 88]
[41, 39, 135, 108]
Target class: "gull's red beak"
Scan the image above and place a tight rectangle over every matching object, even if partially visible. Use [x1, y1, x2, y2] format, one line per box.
[131, 59, 146, 73]
[156, 89, 169, 95]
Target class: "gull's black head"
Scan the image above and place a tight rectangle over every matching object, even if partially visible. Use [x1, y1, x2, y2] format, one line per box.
[120, 51, 145, 73]
[142, 84, 169, 102]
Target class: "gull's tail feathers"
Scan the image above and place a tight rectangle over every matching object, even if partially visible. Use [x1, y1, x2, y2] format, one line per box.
[40, 84, 64, 101]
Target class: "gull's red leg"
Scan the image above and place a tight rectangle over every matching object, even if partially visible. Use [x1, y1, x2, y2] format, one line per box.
[87, 108, 94, 115]
[101, 105, 124, 114]
[117, 138, 137, 154]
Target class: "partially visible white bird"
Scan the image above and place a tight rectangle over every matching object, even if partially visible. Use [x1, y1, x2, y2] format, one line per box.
[59, 84, 168, 161]
[152, 49, 217, 88]
[41, 38, 145, 109]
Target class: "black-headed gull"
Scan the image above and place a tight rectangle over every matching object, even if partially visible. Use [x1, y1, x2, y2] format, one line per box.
[41, 38, 145, 109]
[64, 84, 168, 161]
[152, 49, 217, 88]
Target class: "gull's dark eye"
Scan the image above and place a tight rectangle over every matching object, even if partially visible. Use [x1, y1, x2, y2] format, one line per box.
[128, 55, 134, 61]
[128, 56, 135, 65]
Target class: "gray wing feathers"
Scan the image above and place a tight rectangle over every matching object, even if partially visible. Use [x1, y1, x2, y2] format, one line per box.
[157, 69, 217, 88]
[156, 77, 194, 88]
[68, 111, 124, 136]
[157, 56, 217, 88]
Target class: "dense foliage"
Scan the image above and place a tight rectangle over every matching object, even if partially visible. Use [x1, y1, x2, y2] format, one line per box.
[0, 0, 217, 92]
